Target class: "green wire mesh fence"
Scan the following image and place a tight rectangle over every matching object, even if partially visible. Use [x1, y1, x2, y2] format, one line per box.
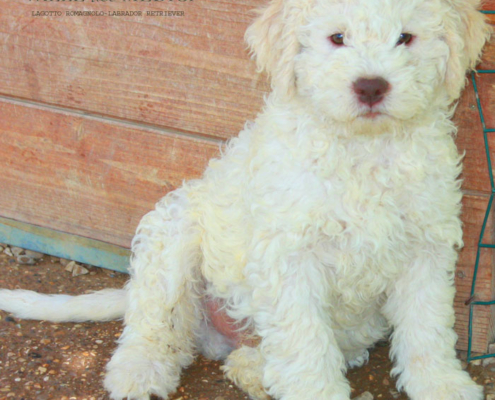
[467, 11, 495, 361]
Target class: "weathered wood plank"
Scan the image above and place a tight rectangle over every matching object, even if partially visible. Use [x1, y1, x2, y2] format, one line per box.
[483, 0, 495, 27]
[455, 194, 495, 352]
[454, 77, 491, 194]
[0, 216, 130, 273]
[454, 68, 495, 195]
[483, 0, 495, 16]
[0, 97, 220, 248]
[0, 0, 268, 140]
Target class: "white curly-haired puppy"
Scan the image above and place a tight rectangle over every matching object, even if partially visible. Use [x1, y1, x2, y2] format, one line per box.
[0, 0, 491, 399]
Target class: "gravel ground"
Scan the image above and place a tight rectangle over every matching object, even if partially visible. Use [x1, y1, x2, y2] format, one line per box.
[0, 246, 494, 400]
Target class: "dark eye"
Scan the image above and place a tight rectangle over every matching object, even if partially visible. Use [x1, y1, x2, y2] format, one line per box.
[397, 33, 414, 46]
[329, 33, 345, 46]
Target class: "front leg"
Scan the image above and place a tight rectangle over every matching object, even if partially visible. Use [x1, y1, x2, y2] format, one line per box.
[250, 250, 351, 400]
[383, 246, 482, 400]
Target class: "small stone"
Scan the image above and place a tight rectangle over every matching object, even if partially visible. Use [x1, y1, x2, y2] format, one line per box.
[72, 264, 89, 277]
[470, 359, 482, 366]
[65, 261, 76, 272]
[382, 378, 390, 386]
[11, 247, 25, 257]
[38, 366, 47, 373]
[25, 250, 44, 259]
[353, 392, 373, 400]
[486, 394, 495, 400]
[389, 389, 400, 399]
[17, 255, 36, 265]
[483, 358, 495, 366]
[60, 258, 71, 267]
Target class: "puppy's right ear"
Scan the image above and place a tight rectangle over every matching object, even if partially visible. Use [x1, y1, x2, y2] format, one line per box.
[245, 0, 312, 97]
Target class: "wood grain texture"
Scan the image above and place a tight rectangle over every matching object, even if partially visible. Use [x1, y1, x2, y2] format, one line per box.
[454, 77, 491, 194]
[455, 194, 495, 352]
[0, 0, 268, 140]
[0, 98, 220, 248]
[483, 0, 495, 28]
[479, 2, 495, 67]
[484, 1, 495, 11]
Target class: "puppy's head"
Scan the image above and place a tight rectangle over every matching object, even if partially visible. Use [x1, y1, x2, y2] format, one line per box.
[246, 0, 491, 131]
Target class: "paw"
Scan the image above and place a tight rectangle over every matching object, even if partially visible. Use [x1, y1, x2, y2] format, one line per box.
[430, 383, 483, 400]
[104, 348, 179, 400]
[346, 350, 369, 369]
[222, 346, 269, 400]
[411, 371, 483, 400]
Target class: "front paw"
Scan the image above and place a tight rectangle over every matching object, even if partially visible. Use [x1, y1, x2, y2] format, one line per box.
[104, 348, 179, 400]
[412, 371, 483, 400]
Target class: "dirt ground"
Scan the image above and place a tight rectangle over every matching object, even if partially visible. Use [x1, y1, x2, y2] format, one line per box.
[0, 250, 494, 400]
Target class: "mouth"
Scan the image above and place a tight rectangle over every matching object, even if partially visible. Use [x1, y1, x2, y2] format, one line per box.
[356, 107, 389, 120]
[362, 111, 383, 119]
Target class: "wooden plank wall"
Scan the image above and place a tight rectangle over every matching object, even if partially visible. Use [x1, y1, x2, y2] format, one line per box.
[454, 3, 495, 352]
[0, 0, 494, 352]
[0, 0, 267, 248]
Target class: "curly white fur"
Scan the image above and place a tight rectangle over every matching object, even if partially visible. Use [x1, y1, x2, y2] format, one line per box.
[0, 0, 491, 399]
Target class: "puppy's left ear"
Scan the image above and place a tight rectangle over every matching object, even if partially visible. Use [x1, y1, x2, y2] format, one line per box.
[444, 0, 491, 100]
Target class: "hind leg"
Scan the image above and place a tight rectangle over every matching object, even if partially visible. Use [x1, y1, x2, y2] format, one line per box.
[105, 192, 202, 400]
[222, 345, 269, 400]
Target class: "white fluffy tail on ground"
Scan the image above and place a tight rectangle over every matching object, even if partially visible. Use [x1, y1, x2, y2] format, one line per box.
[0, 288, 126, 322]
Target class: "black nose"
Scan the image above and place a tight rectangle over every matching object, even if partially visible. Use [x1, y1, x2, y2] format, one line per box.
[353, 77, 390, 106]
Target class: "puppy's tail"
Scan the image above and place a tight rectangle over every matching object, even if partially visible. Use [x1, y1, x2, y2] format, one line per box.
[0, 288, 126, 322]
